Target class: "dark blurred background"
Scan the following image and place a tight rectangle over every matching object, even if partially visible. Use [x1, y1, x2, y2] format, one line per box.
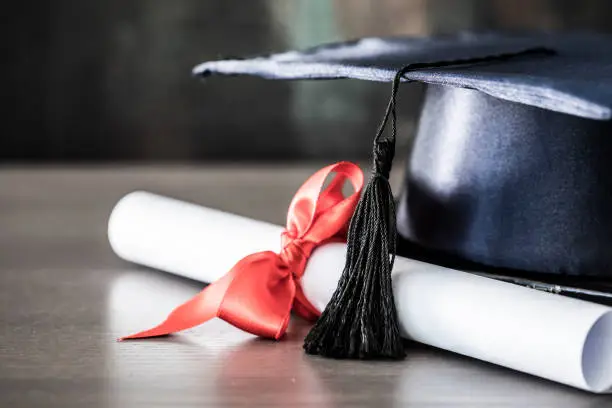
[4, 0, 612, 162]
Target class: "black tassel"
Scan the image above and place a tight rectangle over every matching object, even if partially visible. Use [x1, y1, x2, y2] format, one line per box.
[303, 47, 555, 360]
[303, 68, 407, 360]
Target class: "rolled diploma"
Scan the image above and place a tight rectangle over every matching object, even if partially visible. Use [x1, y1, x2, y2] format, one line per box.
[108, 191, 612, 393]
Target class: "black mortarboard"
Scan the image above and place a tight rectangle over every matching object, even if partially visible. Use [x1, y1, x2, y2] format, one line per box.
[193, 32, 612, 359]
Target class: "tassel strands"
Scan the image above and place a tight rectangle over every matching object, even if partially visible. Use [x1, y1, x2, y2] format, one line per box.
[303, 68, 407, 360]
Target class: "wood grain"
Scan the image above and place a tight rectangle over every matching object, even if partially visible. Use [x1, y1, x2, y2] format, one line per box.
[0, 165, 608, 407]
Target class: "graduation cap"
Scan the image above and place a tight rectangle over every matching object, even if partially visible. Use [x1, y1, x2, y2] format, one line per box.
[193, 32, 612, 359]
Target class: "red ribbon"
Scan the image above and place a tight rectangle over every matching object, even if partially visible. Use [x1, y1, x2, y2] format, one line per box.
[122, 162, 364, 341]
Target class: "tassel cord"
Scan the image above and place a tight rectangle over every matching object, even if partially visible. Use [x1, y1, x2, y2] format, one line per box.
[304, 47, 555, 360]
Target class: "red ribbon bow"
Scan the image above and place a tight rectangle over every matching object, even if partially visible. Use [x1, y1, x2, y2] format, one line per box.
[122, 162, 364, 341]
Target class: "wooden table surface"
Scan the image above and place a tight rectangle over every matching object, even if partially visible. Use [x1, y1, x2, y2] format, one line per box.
[1, 165, 609, 408]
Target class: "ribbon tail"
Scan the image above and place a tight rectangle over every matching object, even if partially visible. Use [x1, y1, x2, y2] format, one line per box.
[120, 273, 232, 340]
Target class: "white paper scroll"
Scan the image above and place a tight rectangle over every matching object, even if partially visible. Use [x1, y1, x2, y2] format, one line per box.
[108, 191, 612, 393]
